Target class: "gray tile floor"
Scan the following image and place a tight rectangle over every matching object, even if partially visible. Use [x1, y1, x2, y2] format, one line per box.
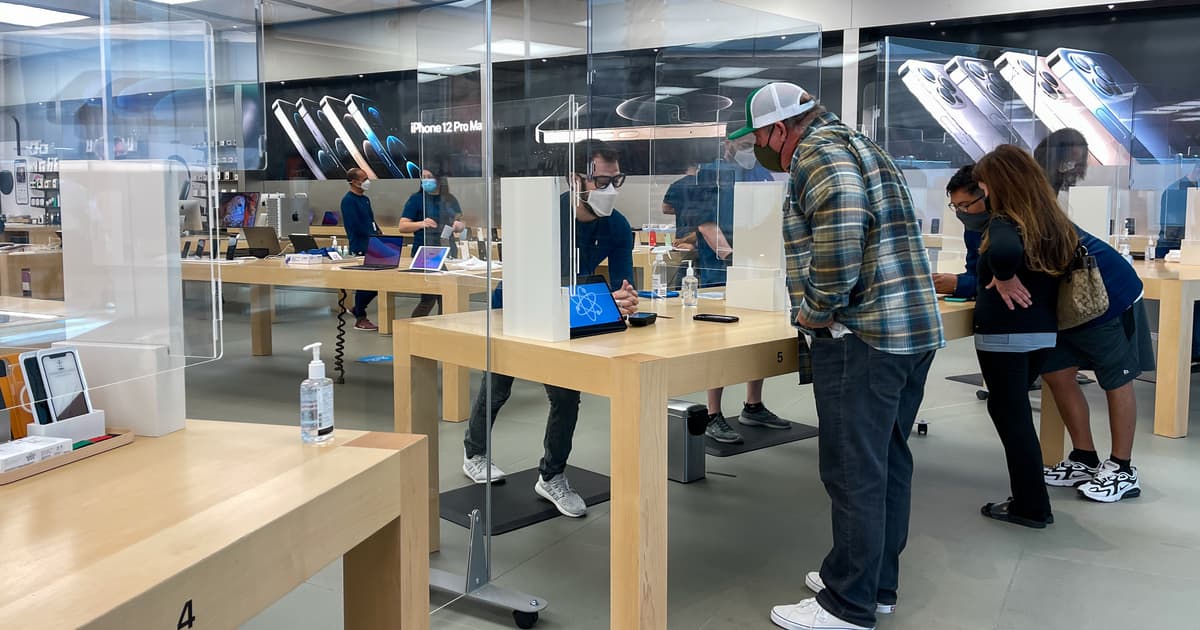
[189, 288, 1200, 630]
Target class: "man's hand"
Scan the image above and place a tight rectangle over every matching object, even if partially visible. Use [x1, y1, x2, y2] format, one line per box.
[612, 280, 639, 316]
[452, 220, 466, 232]
[674, 242, 695, 251]
[716, 245, 733, 260]
[986, 276, 1032, 310]
[933, 273, 958, 295]
[422, 217, 438, 229]
[795, 310, 831, 329]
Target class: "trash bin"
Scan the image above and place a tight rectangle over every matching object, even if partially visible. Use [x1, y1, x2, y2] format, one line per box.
[667, 399, 708, 483]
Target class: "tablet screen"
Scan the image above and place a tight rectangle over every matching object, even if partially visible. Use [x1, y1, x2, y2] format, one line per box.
[411, 246, 450, 270]
[568, 282, 622, 329]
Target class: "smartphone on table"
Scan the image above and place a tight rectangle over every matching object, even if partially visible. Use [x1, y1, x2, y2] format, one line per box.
[37, 348, 92, 421]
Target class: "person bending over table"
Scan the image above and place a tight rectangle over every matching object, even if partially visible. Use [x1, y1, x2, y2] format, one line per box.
[933, 164, 984, 298]
[399, 168, 464, 318]
[691, 120, 795, 445]
[732, 82, 944, 630]
[342, 168, 382, 331]
[461, 144, 638, 518]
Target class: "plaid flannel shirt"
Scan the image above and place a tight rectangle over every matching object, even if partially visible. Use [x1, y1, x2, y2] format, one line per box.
[783, 112, 945, 358]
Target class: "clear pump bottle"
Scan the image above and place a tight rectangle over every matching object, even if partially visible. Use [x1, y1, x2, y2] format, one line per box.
[300, 342, 335, 444]
[651, 253, 667, 299]
[681, 261, 699, 307]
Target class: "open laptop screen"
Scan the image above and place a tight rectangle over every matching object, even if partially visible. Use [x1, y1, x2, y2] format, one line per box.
[363, 237, 403, 266]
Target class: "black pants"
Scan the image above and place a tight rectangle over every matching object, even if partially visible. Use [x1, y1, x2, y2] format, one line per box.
[810, 335, 935, 629]
[463, 372, 581, 481]
[352, 290, 376, 319]
[411, 294, 442, 318]
[976, 348, 1053, 521]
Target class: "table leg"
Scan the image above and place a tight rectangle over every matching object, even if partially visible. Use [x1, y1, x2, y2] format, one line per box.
[1154, 282, 1193, 438]
[343, 434, 430, 630]
[610, 356, 668, 629]
[394, 321, 441, 552]
[1039, 382, 1066, 466]
[250, 285, 273, 356]
[439, 284, 472, 423]
[378, 291, 395, 336]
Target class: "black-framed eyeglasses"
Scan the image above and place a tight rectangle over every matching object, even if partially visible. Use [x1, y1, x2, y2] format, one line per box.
[588, 173, 627, 189]
[948, 194, 985, 212]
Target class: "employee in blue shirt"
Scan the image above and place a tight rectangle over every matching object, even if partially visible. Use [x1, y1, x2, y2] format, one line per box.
[461, 144, 638, 519]
[933, 165, 984, 298]
[691, 122, 794, 445]
[399, 168, 464, 318]
[342, 168, 381, 331]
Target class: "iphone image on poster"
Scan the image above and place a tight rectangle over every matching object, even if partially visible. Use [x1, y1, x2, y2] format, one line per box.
[272, 99, 329, 180]
[995, 52, 1131, 166]
[346, 94, 419, 178]
[1047, 47, 1169, 160]
[945, 56, 1039, 150]
[319, 96, 380, 179]
[37, 348, 92, 422]
[297, 98, 350, 179]
[898, 60, 1007, 161]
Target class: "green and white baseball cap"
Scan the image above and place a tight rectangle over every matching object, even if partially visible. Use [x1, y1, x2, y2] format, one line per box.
[726, 82, 816, 140]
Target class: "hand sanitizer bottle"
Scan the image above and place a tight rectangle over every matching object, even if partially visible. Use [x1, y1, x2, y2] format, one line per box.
[300, 342, 334, 444]
[1145, 237, 1157, 263]
[330, 235, 339, 255]
[681, 261, 699, 307]
[652, 252, 667, 299]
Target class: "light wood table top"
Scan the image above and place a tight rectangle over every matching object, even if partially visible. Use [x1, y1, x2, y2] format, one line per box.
[0, 419, 429, 630]
[394, 298, 972, 629]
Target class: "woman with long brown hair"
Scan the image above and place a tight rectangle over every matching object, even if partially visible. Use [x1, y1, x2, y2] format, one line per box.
[972, 144, 1078, 529]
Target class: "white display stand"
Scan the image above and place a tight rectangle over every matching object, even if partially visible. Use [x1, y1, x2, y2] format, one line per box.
[725, 181, 789, 312]
[1179, 188, 1200, 266]
[500, 177, 570, 342]
[1065, 185, 1113, 241]
[59, 160, 187, 436]
[26, 410, 106, 443]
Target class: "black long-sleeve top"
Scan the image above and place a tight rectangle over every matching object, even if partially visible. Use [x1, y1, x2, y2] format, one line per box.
[973, 217, 1060, 335]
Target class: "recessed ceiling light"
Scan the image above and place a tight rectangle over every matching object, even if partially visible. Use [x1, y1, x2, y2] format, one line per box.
[417, 63, 478, 76]
[697, 67, 767, 80]
[0, 2, 88, 27]
[573, 20, 589, 27]
[358, 74, 364, 78]
[655, 86, 699, 96]
[929, 21, 937, 26]
[470, 39, 582, 57]
[148, 92, 154, 96]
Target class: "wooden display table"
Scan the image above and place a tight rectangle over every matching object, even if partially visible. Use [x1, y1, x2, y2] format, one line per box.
[2, 224, 60, 245]
[1133, 262, 1200, 438]
[0, 420, 428, 629]
[0, 250, 63, 299]
[394, 299, 973, 629]
[182, 258, 494, 422]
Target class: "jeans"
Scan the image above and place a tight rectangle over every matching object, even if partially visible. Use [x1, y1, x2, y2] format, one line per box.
[352, 290, 376, 319]
[463, 372, 581, 481]
[976, 349, 1052, 521]
[411, 294, 442, 318]
[811, 334, 935, 629]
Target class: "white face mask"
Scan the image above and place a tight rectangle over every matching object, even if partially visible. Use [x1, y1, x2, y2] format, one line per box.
[585, 185, 618, 217]
[733, 148, 758, 170]
[359, 179, 371, 191]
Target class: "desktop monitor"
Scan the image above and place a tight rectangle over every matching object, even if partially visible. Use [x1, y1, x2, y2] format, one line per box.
[219, 192, 260, 228]
[178, 200, 203, 232]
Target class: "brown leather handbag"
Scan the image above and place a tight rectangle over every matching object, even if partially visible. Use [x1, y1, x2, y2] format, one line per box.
[1057, 245, 1109, 330]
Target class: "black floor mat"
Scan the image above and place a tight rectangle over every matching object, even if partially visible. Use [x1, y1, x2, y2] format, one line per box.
[705, 421, 818, 457]
[440, 466, 610, 535]
[948, 372, 1095, 389]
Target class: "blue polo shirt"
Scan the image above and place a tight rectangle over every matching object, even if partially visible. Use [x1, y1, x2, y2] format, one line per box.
[340, 191, 377, 255]
[401, 191, 463, 252]
[693, 159, 774, 286]
[492, 192, 634, 308]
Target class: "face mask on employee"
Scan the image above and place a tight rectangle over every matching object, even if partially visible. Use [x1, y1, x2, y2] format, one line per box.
[359, 179, 371, 191]
[733, 148, 758, 170]
[421, 178, 438, 193]
[585, 185, 618, 217]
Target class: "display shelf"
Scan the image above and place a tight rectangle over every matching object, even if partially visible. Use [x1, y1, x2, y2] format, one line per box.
[0, 429, 134, 486]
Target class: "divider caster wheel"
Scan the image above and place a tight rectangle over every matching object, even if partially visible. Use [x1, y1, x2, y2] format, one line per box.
[513, 610, 539, 629]
[975, 389, 989, 401]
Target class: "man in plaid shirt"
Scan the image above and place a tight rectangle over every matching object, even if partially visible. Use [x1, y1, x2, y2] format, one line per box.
[728, 83, 944, 630]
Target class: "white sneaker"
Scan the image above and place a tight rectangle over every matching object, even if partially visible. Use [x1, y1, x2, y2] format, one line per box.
[805, 572, 896, 614]
[1078, 459, 1140, 503]
[1043, 458, 1097, 487]
[462, 452, 506, 484]
[534, 473, 587, 517]
[770, 598, 873, 630]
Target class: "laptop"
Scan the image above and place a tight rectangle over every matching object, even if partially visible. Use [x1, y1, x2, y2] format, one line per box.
[241, 226, 282, 256]
[568, 279, 627, 339]
[341, 236, 402, 270]
[406, 245, 450, 272]
[288, 233, 320, 252]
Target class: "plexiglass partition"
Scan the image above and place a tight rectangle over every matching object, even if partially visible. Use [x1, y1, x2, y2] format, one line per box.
[0, 3, 234, 440]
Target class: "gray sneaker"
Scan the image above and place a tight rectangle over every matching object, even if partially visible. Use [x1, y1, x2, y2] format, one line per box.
[462, 452, 507, 484]
[705, 413, 744, 444]
[535, 473, 587, 517]
[739, 404, 792, 430]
